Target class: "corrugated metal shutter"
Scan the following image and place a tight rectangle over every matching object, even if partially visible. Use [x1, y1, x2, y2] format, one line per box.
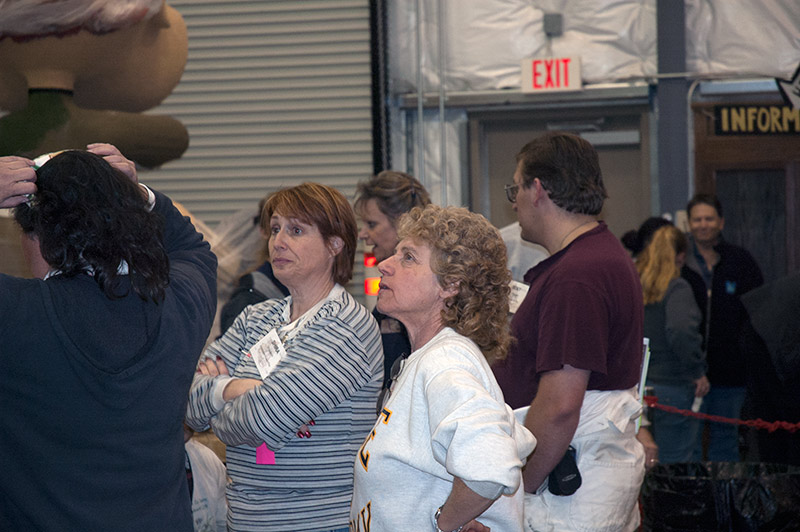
[148, 0, 374, 228]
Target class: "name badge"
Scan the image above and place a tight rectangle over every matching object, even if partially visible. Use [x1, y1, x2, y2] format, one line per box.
[509, 280, 530, 314]
[249, 329, 286, 381]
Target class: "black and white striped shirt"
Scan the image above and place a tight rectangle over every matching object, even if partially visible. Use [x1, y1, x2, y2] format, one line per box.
[187, 286, 383, 531]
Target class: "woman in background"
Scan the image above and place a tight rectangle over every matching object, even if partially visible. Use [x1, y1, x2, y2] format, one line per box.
[350, 205, 535, 532]
[638, 225, 709, 464]
[354, 171, 430, 389]
[187, 183, 382, 532]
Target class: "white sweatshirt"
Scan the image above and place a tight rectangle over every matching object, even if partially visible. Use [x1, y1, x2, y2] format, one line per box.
[350, 327, 536, 532]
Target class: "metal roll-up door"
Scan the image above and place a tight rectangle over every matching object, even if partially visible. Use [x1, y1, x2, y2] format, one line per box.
[149, 0, 374, 228]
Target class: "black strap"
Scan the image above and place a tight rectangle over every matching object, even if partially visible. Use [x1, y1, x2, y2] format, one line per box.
[185, 450, 194, 501]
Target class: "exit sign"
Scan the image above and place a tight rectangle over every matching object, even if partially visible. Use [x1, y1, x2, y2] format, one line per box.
[521, 57, 582, 93]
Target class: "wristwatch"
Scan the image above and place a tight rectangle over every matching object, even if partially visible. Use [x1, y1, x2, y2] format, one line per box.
[433, 506, 464, 532]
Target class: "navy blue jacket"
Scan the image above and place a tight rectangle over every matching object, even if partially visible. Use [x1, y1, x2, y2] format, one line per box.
[0, 191, 217, 531]
[683, 237, 763, 386]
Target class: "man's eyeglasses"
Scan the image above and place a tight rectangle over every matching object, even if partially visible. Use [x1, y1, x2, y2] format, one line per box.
[504, 183, 520, 203]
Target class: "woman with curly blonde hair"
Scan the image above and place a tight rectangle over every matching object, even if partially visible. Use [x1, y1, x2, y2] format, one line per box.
[638, 225, 709, 463]
[350, 204, 535, 532]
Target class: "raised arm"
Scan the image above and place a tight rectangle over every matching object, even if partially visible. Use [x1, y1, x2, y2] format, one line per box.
[87, 143, 217, 362]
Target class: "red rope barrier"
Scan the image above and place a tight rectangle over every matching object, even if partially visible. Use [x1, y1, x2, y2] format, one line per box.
[643, 395, 800, 434]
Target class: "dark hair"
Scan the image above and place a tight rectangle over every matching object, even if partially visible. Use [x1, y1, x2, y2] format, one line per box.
[354, 170, 431, 224]
[515, 132, 607, 215]
[687, 193, 723, 218]
[397, 204, 511, 363]
[621, 216, 673, 256]
[13, 150, 168, 302]
[262, 182, 357, 285]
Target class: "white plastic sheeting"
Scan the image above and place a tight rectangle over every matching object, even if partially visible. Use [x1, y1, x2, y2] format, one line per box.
[387, 0, 658, 207]
[389, 0, 657, 92]
[389, 0, 800, 92]
[412, 109, 467, 206]
[387, 103, 466, 207]
[388, 0, 800, 210]
[686, 0, 800, 78]
[0, 0, 163, 39]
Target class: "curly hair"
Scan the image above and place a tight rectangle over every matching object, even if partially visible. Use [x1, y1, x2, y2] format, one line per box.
[354, 170, 430, 224]
[262, 182, 358, 285]
[13, 150, 168, 302]
[637, 225, 688, 305]
[397, 204, 511, 363]
[516, 132, 607, 215]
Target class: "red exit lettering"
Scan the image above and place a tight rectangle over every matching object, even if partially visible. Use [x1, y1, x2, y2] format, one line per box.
[531, 58, 572, 89]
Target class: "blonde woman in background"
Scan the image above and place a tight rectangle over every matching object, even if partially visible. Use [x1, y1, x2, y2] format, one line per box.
[638, 225, 710, 464]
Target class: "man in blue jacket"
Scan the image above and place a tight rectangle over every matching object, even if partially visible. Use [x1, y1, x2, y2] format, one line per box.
[683, 193, 763, 462]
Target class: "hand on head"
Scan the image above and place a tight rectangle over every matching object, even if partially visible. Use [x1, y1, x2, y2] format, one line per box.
[1, 143, 137, 208]
[86, 143, 138, 183]
[0, 156, 36, 208]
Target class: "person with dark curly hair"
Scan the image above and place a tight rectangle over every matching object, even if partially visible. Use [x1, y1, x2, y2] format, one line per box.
[350, 204, 535, 532]
[0, 145, 217, 531]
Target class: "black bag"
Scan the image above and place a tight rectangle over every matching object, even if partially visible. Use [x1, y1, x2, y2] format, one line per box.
[548, 445, 582, 496]
[641, 462, 800, 531]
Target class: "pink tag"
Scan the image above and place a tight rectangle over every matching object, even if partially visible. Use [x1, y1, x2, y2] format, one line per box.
[256, 443, 275, 465]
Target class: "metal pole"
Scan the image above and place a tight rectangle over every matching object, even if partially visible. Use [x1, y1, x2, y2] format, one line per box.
[437, 0, 447, 205]
[415, 0, 426, 188]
